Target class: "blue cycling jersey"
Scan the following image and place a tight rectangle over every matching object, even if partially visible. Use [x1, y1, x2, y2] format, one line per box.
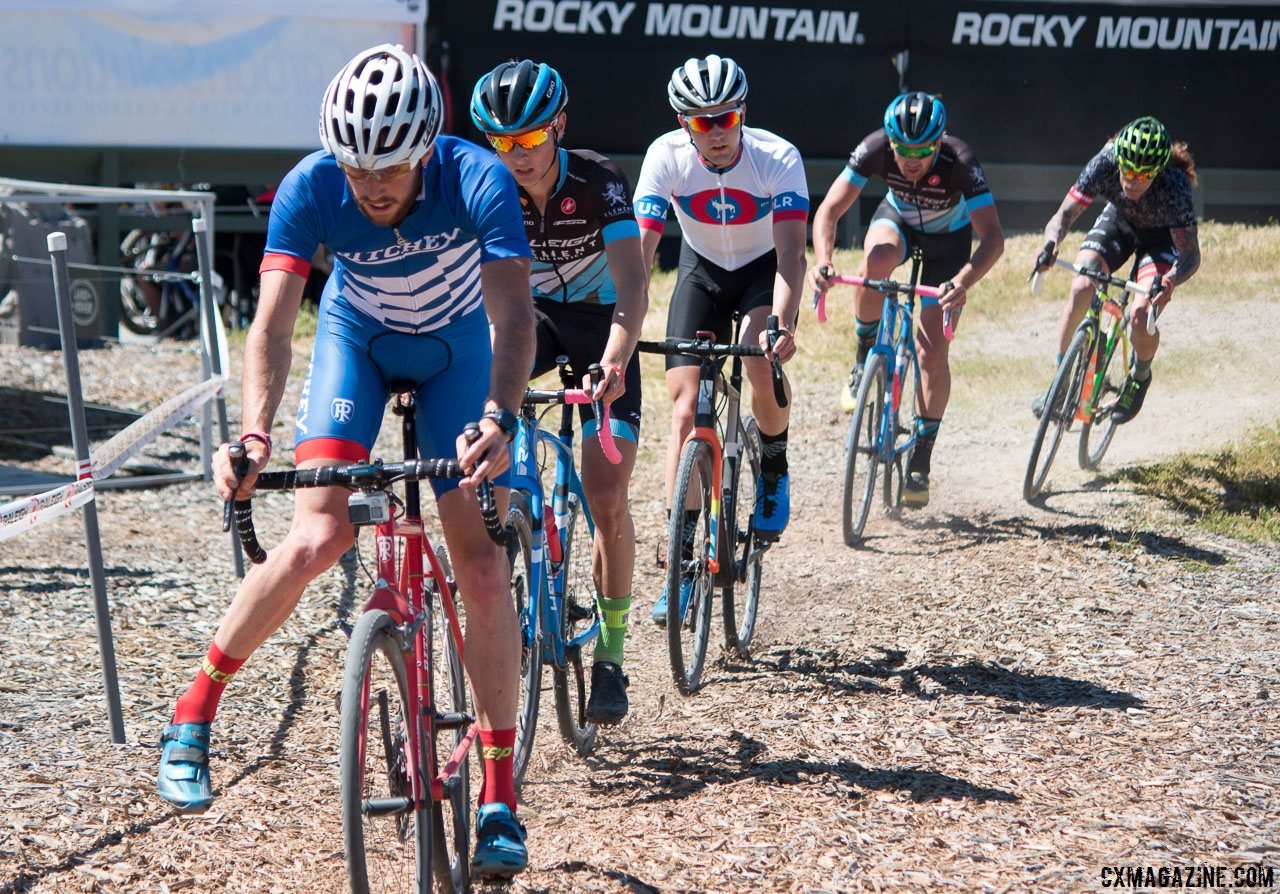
[267, 135, 530, 334]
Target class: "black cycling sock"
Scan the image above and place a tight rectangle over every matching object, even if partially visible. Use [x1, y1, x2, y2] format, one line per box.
[760, 427, 788, 478]
[855, 318, 879, 366]
[908, 417, 942, 476]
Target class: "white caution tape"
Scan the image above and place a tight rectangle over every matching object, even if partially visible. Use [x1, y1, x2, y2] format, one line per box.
[92, 376, 224, 481]
[0, 479, 95, 543]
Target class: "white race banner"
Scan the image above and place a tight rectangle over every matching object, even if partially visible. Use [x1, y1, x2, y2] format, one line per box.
[0, 1, 427, 148]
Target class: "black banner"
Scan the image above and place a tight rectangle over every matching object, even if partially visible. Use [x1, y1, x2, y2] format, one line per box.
[433, 0, 1280, 169]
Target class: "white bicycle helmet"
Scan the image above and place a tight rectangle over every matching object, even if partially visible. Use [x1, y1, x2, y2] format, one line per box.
[319, 44, 442, 170]
[667, 54, 748, 113]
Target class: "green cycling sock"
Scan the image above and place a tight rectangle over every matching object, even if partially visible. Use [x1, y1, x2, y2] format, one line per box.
[593, 594, 632, 667]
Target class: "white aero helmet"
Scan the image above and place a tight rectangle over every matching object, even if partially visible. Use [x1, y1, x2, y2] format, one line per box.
[319, 43, 443, 170]
[667, 54, 748, 113]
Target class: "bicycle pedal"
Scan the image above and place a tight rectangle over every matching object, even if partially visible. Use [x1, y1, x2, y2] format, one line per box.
[567, 600, 595, 622]
[434, 710, 473, 730]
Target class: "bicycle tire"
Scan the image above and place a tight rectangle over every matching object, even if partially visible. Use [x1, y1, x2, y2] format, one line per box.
[1024, 327, 1091, 501]
[553, 491, 599, 754]
[722, 416, 763, 657]
[667, 439, 715, 694]
[842, 353, 888, 545]
[340, 609, 431, 894]
[427, 546, 470, 894]
[885, 352, 920, 512]
[504, 495, 542, 791]
[1078, 324, 1127, 471]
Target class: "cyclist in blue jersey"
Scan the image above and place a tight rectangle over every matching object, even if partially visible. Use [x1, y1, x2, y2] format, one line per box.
[156, 45, 536, 878]
[470, 59, 649, 724]
[811, 92, 1005, 508]
[1033, 116, 1201, 424]
[634, 54, 807, 625]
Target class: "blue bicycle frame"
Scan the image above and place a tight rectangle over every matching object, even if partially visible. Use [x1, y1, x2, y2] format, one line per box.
[510, 398, 600, 672]
[866, 250, 926, 475]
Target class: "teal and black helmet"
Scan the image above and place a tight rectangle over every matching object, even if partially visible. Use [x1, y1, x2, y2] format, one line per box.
[883, 92, 946, 146]
[1114, 116, 1171, 174]
[470, 60, 567, 133]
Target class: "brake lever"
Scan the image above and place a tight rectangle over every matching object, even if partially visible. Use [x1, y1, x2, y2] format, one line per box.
[223, 441, 248, 532]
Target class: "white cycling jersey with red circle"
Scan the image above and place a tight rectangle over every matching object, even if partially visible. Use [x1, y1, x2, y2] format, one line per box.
[634, 126, 809, 272]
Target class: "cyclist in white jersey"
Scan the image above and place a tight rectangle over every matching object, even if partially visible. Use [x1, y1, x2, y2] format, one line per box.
[155, 45, 536, 878]
[634, 54, 807, 624]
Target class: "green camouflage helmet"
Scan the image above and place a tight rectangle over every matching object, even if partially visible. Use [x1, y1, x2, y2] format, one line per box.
[1115, 116, 1171, 174]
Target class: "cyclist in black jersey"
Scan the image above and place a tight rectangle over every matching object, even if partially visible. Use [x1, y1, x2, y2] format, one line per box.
[1033, 116, 1202, 424]
[471, 60, 649, 725]
[811, 92, 1004, 508]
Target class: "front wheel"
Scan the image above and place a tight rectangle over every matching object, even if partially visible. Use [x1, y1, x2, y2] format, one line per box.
[340, 609, 431, 894]
[1024, 327, 1091, 501]
[553, 491, 599, 755]
[1078, 324, 1127, 470]
[667, 438, 716, 694]
[504, 494, 542, 791]
[842, 353, 888, 545]
[722, 417, 763, 657]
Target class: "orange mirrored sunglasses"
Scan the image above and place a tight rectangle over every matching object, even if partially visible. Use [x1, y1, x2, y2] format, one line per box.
[485, 124, 556, 153]
[1118, 163, 1158, 182]
[681, 107, 743, 134]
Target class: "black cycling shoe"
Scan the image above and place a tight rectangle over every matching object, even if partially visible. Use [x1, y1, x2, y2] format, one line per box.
[585, 661, 629, 725]
[1112, 372, 1152, 424]
[1031, 393, 1046, 419]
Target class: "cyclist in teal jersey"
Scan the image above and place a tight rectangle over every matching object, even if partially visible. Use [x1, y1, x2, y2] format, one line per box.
[1033, 116, 1201, 424]
[470, 59, 649, 724]
[810, 92, 1005, 508]
[156, 45, 536, 877]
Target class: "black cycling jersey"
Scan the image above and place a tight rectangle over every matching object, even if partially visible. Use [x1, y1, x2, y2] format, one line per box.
[518, 148, 639, 306]
[1069, 144, 1196, 231]
[843, 131, 994, 234]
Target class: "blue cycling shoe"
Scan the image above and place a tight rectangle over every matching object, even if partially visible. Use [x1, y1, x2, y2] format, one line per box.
[652, 576, 694, 628]
[158, 722, 214, 814]
[752, 472, 790, 539]
[472, 802, 528, 878]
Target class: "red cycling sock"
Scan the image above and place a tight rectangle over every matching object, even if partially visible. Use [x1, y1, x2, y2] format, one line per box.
[478, 728, 518, 810]
[172, 642, 246, 725]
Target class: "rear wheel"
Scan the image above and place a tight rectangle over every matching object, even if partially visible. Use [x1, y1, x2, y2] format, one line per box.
[1024, 327, 1091, 501]
[553, 491, 599, 755]
[667, 439, 715, 694]
[722, 417, 763, 657]
[1079, 324, 1127, 470]
[504, 494, 542, 791]
[427, 547, 471, 894]
[842, 353, 888, 544]
[340, 609, 431, 894]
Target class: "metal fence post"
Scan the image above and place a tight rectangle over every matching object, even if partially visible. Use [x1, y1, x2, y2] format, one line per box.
[47, 231, 126, 743]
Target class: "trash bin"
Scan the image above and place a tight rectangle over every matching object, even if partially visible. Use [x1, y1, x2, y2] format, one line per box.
[0, 198, 101, 348]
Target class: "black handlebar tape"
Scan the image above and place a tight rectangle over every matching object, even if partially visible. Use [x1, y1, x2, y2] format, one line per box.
[766, 314, 789, 408]
[462, 423, 505, 546]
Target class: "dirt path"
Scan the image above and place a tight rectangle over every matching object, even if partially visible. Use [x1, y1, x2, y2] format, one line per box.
[1, 266, 1278, 893]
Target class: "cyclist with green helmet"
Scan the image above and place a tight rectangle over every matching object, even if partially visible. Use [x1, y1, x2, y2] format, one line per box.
[1033, 116, 1201, 423]
[811, 91, 1005, 508]
[470, 60, 649, 726]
